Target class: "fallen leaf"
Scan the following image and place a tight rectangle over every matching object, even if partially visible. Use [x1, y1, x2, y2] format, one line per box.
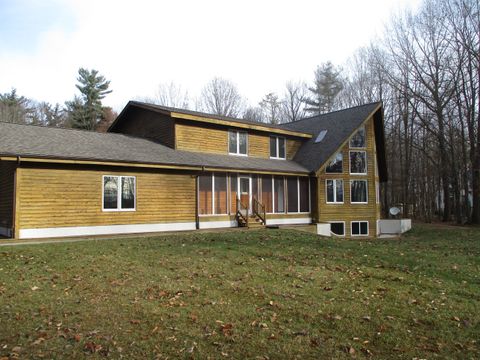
[31, 286, 39, 291]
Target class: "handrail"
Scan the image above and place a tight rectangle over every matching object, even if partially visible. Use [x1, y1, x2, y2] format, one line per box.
[236, 198, 249, 227]
[252, 197, 266, 225]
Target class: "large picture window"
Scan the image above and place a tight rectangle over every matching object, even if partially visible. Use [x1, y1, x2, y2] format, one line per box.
[262, 175, 273, 213]
[270, 136, 286, 159]
[199, 173, 228, 215]
[214, 174, 228, 215]
[229, 130, 248, 156]
[326, 152, 343, 173]
[199, 175, 213, 215]
[351, 221, 369, 236]
[350, 126, 366, 148]
[299, 177, 309, 212]
[287, 177, 298, 213]
[350, 151, 367, 174]
[326, 179, 344, 203]
[103, 176, 136, 211]
[350, 180, 368, 204]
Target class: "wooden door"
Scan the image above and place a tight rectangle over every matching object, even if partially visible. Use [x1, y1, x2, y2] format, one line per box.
[239, 177, 250, 210]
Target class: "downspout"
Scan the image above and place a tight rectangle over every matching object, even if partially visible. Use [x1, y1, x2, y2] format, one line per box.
[12, 156, 21, 239]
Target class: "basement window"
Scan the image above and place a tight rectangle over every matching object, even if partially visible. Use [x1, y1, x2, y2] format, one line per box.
[103, 176, 136, 211]
[351, 221, 369, 236]
[330, 222, 345, 236]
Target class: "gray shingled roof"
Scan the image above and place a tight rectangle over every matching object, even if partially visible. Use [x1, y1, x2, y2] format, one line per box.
[0, 122, 309, 174]
[280, 102, 383, 173]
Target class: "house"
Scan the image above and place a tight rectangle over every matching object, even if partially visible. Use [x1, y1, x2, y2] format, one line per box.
[0, 101, 387, 239]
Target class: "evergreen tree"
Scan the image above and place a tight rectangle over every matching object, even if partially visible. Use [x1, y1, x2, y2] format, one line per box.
[0, 89, 35, 124]
[66, 68, 112, 130]
[305, 62, 344, 115]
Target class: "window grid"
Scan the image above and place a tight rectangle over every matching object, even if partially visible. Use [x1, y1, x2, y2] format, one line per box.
[270, 136, 286, 160]
[326, 179, 344, 204]
[102, 175, 136, 212]
[351, 221, 369, 236]
[228, 130, 248, 156]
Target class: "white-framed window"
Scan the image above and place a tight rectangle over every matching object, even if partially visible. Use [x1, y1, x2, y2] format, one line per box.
[329, 221, 345, 236]
[103, 175, 136, 211]
[326, 152, 343, 173]
[350, 126, 366, 148]
[351, 221, 369, 236]
[229, 130, 248, 156]
[287, 176, 311, 213]
[326, 179, 344, 204]
[350, 151, 367, 175]
[350, 180, 368, 204]
[198, 173, 228, 215]
[270, 136, 286, 159]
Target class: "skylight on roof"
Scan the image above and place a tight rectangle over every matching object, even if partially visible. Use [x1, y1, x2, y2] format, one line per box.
[315, 130, 328, 143]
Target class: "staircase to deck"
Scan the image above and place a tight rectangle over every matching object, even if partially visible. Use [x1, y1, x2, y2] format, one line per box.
[236, 198, 266, 229]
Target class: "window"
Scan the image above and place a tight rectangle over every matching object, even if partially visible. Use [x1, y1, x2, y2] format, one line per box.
[229, 130, 248, 155]
[376, 181, 380, 204]
[351, 221, 369, 236]
[350, 126, 366, 148]
[103, 176, 136, 211]
[351, 180, 368, 204]
[330, 222, 345, 236]
[287, 177, 298, 213]
[326, 152, 343, 173]
[326, 179, 344, 203]
[270, 136, 286, 159]
[350, 151, 367, 174]
[273, 176, 285, 213]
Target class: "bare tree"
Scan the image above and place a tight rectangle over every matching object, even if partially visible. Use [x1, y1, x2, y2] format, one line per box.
[243, 106, 264, 122]
[154, 82, 190, 109]
[282, 81, 306, 122]
[199, 77, 245, 117]
[259, 92, 284, 124]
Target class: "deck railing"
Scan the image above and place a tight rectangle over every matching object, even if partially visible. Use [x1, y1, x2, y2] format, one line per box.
[252, 197, 266, 225]
[236, 198, 249, 227]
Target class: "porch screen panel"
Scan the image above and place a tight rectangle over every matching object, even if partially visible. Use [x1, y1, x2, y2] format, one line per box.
[274, 176, 285, 213]
[230, 174, 237, 214]
[199, 175, 212, 215]
[261, 175, 273, 213]
[252, 175, 259, 201]
[214, 174, 227, 214]
[299, 177, 309, 212]
[287, 177, 298, 213]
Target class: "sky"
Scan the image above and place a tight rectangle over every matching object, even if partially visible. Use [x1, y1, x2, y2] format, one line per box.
[0, 0, 421, 112]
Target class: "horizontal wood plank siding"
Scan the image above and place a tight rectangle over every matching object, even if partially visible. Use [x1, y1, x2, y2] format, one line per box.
[249, 133, 270, 158]
[317, 117, 381, 236]
[0, 161, 15, 229]
[16, 167, 196, 230]
[175, 122, 228, 154]
[286, 139, 302, 160]
[112, 107, 175, 148]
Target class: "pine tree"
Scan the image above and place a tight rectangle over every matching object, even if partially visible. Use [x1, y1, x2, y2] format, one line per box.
[66, 68, 112, 130]
[305, 62, 344, 115]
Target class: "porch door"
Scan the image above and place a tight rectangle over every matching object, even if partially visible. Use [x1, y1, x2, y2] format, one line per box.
[239, 177, 250, 211]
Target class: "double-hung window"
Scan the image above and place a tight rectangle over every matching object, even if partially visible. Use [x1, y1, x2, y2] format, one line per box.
[270, 136, 286, 159]
[103, 176, 136, 211]
[326, 179, 344, 204]
[229, 130, 248, 156]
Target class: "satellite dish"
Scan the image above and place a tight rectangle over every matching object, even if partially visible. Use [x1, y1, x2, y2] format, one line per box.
[389, 207, 401, 216]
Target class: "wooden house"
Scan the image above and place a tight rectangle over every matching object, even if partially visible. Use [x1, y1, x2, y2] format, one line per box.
[0, 101, 387, 239]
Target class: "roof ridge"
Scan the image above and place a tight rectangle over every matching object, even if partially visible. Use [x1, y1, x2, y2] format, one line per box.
[282, 101, 382, 125]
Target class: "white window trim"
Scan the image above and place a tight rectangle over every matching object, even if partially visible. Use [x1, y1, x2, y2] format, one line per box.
[325, 152, 343, 174]
[349, 125, 366, 149]
[228, 130, 248, 156]
[350, 179, 368, 204]
[329, 221, 346, 237]
[325, 179, 344, 204]
[270, 136, 286, 160]
[350, 220, 369, 237]
[102, 175, 136, 212]
[349, 150, 367, 175]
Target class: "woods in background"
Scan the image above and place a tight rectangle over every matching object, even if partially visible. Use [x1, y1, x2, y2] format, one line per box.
[0, 0, 477, 224]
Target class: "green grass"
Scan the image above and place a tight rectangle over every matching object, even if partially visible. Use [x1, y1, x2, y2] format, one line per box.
[0, 224, 479, 359]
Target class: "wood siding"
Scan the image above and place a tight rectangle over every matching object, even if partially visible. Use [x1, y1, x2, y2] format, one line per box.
[317, 117, 381, 237]
[111, 107, 175, 148]
[175, 120, 303, 159]
[16, 166, 196, 230]
[0, 161, 15, 230]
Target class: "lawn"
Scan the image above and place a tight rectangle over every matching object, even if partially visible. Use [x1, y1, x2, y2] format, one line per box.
[0, 224, 479, 359]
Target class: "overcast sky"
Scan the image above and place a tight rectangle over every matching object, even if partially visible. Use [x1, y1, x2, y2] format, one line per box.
[0, 0, 421, 112]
